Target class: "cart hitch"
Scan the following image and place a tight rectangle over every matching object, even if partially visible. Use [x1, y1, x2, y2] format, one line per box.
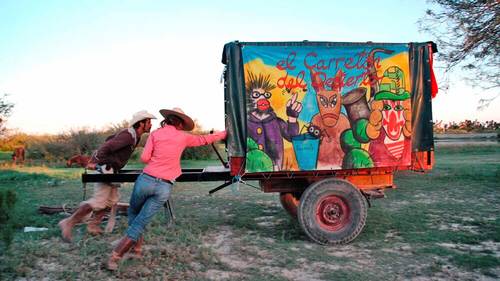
[361, 189, 386, 208]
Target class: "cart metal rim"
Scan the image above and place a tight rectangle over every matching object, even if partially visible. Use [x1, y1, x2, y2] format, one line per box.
[315, 195, 351, 231]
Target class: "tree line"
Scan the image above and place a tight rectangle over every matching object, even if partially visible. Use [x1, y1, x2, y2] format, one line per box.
[433, 119, 499, 133]
[0, 124, 223, 164]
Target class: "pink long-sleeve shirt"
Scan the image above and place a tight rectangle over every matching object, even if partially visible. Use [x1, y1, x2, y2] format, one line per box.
[141, 125, 226, 181]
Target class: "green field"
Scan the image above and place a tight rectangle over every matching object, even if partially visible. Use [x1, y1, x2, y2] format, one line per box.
[0, 144, 499, 280]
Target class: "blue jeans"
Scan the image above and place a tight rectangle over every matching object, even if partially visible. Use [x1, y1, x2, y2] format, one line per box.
[126, 173, 172, 241]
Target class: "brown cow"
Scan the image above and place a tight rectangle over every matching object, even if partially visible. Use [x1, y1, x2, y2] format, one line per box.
[66, 154, 90, 168]
[11, 146, 25, 165]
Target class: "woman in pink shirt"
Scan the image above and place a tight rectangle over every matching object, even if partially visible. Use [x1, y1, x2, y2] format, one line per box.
[106, 107, 226, 271]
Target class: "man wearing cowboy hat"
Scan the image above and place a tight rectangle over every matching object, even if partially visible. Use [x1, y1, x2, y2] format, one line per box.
[58, 110, 156, 243]
[105, 107, 226, 270]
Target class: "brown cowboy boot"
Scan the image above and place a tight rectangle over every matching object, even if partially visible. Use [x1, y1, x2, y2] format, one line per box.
[58, 203, 93, 243]
[127, 236, 144, 259]
[106, 236, 135, 271]
[87, 208, 107, 235]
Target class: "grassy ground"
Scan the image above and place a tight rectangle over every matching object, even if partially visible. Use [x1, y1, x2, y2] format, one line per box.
[0, 144, 499, 280]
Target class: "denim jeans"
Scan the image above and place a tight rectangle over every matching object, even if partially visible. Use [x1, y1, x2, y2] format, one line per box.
[126, 173, 172, 241]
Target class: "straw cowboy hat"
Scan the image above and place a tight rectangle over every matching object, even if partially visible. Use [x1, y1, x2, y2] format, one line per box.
[129, 110, 157, 127]
[159, 107, 195, 131]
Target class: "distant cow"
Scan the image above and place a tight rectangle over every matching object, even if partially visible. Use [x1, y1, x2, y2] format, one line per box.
[66, 154, 90, 168]
[11, 147, 25, 165]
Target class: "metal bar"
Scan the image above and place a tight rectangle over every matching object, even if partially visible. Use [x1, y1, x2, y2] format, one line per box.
[209, 181, 233, 195]
[82, 167, 398, 184]
[211, 143, 229, 168]
[82, 168, 232, 183]
[163, 199, 175, 227]
[167, 199, 175, 221]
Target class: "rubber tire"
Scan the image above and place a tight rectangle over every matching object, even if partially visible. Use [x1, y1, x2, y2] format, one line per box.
[298, 178, 367, 245]
[279, 192, 301, 218]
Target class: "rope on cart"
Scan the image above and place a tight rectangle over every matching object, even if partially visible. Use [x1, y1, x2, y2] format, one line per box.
[232, 175, 260, 190]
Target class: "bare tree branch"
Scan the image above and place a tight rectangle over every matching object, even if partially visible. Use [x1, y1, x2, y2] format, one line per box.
[0, 94, 15, 135]
[419, 0, 500, 109]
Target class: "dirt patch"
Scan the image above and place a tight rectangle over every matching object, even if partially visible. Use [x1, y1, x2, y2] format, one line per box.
[205, 269, 245, 280]
[438, 240, 500, 257]
[384, 229, 403, 241]
[260, 259, 344, 281]
[254, 216, 285, 227]
[413, 194, 441, 204]
[437, 223, 480, 234]
[202, 226, 272, 273]
[281, 268, 322, 281]
[409, 263, 499, 281]
[36, 261, 63, 273]
[202, 227, 353, 280]
[326, 244, 372, 259]
[380, 243, 414, 256]
[386, 200, 411, 211]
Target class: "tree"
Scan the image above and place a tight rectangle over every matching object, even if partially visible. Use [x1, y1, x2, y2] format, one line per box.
[104, 120, 129, 135]
[66, 129, 104, 155]
[0, 94, 14, 135]
[419, 0, 499, 109]
[0, 132, 28, 151]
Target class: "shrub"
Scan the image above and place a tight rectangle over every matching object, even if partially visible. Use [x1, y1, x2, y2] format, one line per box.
[65, 129, 105, 155]
[182, 145, 214, 160]
[26, 135, 71, 161]
[0, 132, 28, 151]
[130, 147, 143, 162]
[24, 129, 109, 162]
[180, 123, 226, 160]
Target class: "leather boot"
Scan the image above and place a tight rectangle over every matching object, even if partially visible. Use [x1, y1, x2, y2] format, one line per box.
[106, 236, 135, 271]
[87, 208, 107, 235]
[58, 203, 93, 243]
[128, 236, 144, 259]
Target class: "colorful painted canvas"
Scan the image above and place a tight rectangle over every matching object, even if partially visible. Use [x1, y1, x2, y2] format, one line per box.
[242, 43, 412, 172]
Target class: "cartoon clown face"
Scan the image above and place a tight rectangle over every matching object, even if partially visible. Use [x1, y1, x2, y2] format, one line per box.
[381, 100, 406, 140]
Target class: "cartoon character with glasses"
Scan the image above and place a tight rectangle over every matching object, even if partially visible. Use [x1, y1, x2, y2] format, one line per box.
[246, 71, 302, 171]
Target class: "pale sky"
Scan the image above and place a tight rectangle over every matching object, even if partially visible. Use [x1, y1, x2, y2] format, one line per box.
[1, 0, 498, 135]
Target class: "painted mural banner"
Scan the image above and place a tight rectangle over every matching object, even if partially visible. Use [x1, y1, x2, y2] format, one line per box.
[242, 44, 412, 173]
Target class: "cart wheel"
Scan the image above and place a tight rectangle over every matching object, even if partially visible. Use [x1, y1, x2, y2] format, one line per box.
[298, 178, 367, 245]
[279, 192, 301, 218]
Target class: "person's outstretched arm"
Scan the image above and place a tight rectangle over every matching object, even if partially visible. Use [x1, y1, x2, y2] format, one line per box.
[184, 130, 227, 147]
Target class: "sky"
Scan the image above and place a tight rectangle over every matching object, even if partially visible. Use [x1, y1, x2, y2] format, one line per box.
[1, 0, 498, 135]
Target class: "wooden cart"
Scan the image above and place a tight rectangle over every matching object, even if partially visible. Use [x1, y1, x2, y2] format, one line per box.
[83, 40, 438, 245]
